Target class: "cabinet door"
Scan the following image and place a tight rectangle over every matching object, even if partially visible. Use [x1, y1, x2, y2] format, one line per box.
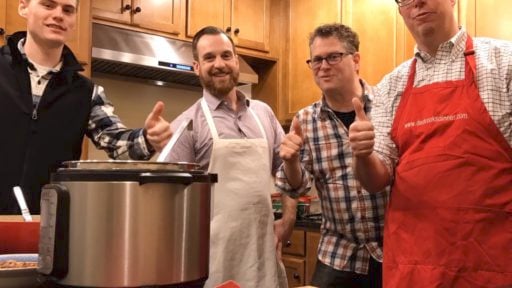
[343, 0, 402, 85]
[474, 0, 512, 40]
[4, 0, 26, 40]
[186, 0, 226, 38]
[282, 256, 305, 287]
[0, 0, 5, 46]
[286, 0, 341, 120]
[132, 0, 181, 35]
[92, 0, 131, 24]
[305, 231, 320, 285]
[230, 0, 270, 51]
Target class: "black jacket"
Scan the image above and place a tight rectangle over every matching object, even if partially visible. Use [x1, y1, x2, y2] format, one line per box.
[0, 32, 93, 214]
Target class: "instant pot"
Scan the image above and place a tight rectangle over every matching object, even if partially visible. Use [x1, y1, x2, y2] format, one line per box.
[37, 160, 217, 288]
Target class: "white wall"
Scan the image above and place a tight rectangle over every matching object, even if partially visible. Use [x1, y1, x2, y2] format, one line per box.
[87, 75, 202, 160]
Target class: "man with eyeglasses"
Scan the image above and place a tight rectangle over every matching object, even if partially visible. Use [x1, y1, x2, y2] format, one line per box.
[276, 23, 388, 288]
[349, 0, 512, 287]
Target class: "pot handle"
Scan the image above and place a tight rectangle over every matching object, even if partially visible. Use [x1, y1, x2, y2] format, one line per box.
[139, 172, 194, 185]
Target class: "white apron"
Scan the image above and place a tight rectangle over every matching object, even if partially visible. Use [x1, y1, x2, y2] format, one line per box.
[201, 99, 287, 288]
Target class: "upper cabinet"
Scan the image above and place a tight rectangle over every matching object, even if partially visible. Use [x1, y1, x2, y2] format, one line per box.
[0, 0, 91, 66]
[186, 0, 270, 52]
[92, 0, 182, 36]
[342, 0, 403, 86]
[460, 0, 512, 41]
[0, 0, 5, 46]
[282, 0, 341, 120]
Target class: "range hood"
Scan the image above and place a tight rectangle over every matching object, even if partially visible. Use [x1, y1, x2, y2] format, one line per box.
[91, 23, 258, 86]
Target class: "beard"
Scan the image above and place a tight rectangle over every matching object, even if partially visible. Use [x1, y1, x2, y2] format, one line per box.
[199, 67, 239, 99]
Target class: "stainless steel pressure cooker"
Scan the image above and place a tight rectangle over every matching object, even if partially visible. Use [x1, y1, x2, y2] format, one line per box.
[37, 160, 217, 288]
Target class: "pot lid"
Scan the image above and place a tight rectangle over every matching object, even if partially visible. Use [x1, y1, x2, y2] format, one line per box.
[61, 160, 200, 172]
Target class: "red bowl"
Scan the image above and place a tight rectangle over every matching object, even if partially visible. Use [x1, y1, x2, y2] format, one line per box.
[0, 220, 40, 254]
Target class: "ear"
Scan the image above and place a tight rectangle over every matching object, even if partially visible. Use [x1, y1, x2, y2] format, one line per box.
[193, 61, 200, 76]
[352, 52, 361, 74]
[18, 0, 29, 18]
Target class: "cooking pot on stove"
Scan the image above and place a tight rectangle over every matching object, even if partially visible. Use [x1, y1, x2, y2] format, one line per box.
[37, 160, 217, 288]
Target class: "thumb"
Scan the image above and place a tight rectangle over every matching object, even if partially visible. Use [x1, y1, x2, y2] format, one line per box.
[290, 116, 303, 139]
[352, 97, 368, 121]
[147, 101, 165, 124]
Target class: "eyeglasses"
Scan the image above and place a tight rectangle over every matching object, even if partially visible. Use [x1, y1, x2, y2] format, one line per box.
[306, 52, 352, 69]
[395, 0, 414, 7]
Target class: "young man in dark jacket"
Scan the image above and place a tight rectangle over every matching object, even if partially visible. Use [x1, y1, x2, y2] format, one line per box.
[0, 0, 173, 214]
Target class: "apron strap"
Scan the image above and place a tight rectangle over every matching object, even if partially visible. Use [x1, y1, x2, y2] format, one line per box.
[201, 98, 267, 141]
[201, 98, 220, 140]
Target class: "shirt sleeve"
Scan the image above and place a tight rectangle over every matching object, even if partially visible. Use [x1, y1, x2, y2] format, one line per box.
[86, 84, 154, 160]
[373, 65, 411, 176]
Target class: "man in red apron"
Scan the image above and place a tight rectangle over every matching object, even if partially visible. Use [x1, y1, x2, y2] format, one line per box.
[349, 0, 512, 287]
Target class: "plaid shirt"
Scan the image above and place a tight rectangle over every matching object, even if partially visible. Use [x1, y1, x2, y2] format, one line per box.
[276, 80, 389, 275]
[373, 29, 512, 172]
[18, 38, 153, 160]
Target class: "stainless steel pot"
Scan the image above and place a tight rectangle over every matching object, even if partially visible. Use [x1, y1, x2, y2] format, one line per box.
[37, 160, 217, 287]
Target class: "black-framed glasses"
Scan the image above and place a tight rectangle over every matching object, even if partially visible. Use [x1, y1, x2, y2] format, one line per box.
[395, 0, 414, 7]
[306, 52, 352, 69]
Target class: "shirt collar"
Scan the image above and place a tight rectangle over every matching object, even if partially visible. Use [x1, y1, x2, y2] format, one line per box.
[414, 27, 466, 63]
[202, 89, 251, 111]
[319, 78, 372, 114]
[18, 37, 63, 74]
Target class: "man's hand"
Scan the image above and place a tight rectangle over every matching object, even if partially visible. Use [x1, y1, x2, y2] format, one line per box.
[144, 101, 172, 152]
[280, 116, 304, 163]
[349, 98, 375, 157]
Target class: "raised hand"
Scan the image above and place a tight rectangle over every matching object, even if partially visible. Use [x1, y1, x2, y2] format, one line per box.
[279, 116, 304, 163]
[348, 97, 375, 157]
[144, 101, 172, 152]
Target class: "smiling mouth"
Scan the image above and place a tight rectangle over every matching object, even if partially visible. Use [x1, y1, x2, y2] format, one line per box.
[46, 24, 65, 31]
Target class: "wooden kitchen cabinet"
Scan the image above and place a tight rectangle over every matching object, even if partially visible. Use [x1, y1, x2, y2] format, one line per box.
[282, 228, 320, 287]
[460, 0, 512, 41]
[186, 0, 270, 52]
[0, 0, 5, 46]
[0, 0, 91, 66]
[282, 0, 340, 121]
[92, 0, 182, 36]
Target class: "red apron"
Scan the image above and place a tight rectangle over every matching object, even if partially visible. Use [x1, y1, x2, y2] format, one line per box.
[385, 35, 512, 287]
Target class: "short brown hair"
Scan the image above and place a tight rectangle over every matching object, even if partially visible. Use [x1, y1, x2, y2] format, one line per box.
[192, 26, 236, 61]
[309, 23, 359, 54]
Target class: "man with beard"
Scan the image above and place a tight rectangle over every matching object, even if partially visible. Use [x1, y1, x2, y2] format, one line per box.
[163, 26, 290, 288]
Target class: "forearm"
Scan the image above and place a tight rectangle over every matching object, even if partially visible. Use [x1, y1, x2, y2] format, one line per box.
[354, 152, 391, 192]
[280, 194, 298, 241]
[283, 159, 303, 189]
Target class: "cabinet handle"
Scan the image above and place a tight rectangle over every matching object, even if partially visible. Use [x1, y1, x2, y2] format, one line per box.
[293, 272, 300, 279]
[234, 28, 240, 35]
[285, 240, 292, 247]
[0, 28, 5, 36]
[122, 4, 131, 12]
[133, 6, 142, 14]
[225, 26, 231, 33]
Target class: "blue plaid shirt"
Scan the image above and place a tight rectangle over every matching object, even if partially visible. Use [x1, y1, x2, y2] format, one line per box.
[276, 80, 389, 275]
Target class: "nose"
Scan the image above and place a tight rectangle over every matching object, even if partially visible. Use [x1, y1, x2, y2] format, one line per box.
[212, 56, 226, 67]
[318, 58, 331, 70]
[52, 7, 65, 20]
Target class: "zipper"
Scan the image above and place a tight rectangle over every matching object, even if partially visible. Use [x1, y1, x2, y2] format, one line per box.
[32, 107, 38, 120]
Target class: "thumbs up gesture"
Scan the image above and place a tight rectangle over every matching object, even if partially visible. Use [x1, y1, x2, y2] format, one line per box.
[144, 101, 172, 152]
[279, 116, 304, 163]
[348, 97, 375, 157]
